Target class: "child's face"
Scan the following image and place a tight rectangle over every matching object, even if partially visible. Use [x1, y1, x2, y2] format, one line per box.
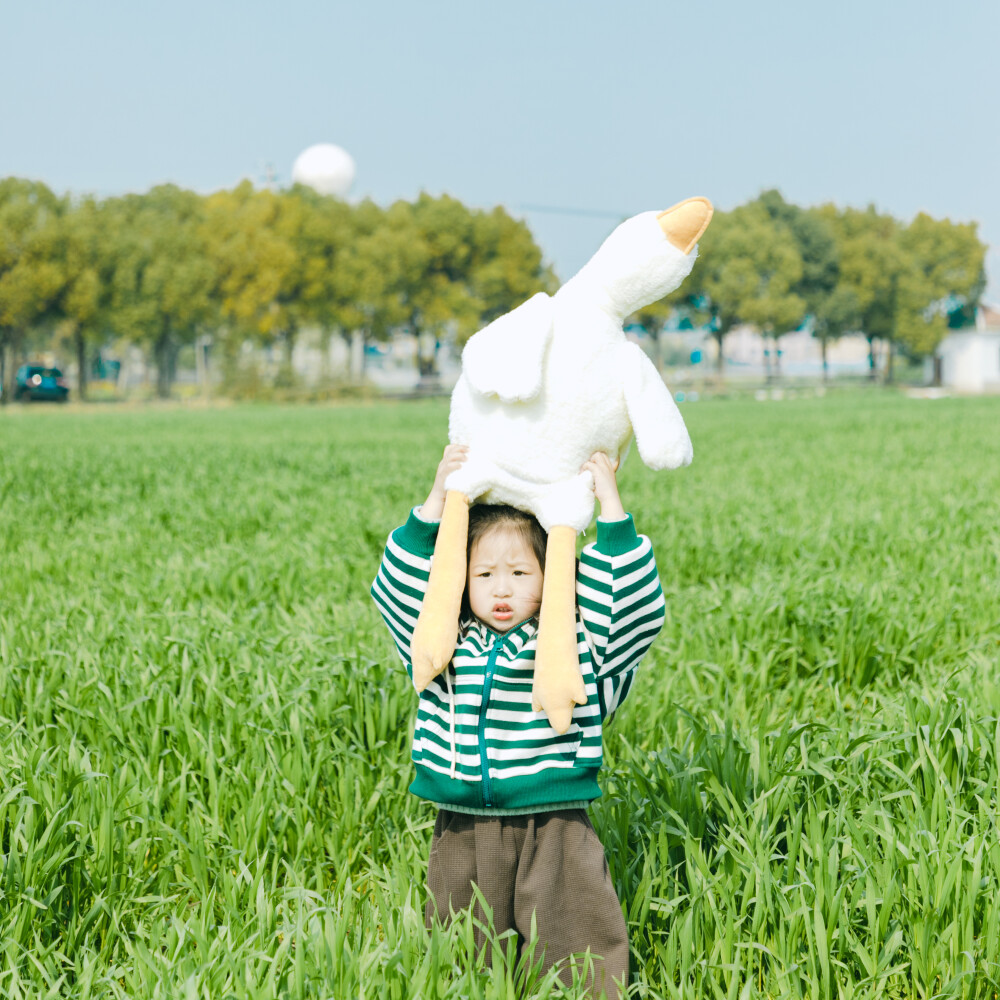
[468, 526, 543, 632]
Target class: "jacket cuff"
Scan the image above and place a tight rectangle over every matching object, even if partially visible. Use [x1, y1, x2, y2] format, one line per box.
[595, 514, 640, 556]
[392, 507, 440, 558]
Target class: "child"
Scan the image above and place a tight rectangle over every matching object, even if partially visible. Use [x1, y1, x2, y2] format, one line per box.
[371, 444, 666, 999]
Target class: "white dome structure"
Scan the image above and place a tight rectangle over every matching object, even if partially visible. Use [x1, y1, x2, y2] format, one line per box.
[291, 144, 356, 197]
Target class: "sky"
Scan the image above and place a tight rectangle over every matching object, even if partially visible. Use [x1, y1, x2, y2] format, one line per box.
[3, 0, 998, 296]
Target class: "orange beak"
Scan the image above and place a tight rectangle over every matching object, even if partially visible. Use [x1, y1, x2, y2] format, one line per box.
[657, 197, 714, 255]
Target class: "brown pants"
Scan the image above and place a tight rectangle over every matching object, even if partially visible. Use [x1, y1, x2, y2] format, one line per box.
[424, 808, 629, 999]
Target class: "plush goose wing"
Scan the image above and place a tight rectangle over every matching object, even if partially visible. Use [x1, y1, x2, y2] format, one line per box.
[461, 292, 553, 403]
[619, 341, 693, 470]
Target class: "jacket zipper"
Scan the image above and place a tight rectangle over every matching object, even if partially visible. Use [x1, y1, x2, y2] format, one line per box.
[478, 636, 503, 807]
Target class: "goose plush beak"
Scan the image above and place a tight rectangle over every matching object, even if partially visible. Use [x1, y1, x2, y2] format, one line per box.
[657, 197, 714, 255]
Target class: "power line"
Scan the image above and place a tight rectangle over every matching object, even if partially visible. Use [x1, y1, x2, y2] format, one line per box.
[516, 203, 628, 220]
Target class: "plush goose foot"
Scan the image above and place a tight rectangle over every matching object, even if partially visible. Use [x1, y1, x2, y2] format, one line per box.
[411, 490, 469, 691]
[533, 525, 588, 734]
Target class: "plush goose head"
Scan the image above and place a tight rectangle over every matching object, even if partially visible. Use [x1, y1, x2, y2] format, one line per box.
[560, 197, 713, 320]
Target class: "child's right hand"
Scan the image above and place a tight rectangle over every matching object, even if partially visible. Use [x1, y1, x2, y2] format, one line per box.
[420, 444, 468, 520]
[582, 452, 626, 520]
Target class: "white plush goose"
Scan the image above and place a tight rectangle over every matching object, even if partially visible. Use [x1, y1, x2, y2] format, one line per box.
[411, 197, 713, 733]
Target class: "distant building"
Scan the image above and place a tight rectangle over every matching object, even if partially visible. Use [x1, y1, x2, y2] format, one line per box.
[696, 324, 871, 376]
[930, 304, 1000, 393]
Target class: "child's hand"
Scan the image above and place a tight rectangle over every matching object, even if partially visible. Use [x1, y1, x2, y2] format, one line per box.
[420, 444, 468, 520]
[582, 452, 626, 520]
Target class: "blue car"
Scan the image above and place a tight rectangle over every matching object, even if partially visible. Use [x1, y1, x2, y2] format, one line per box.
[15, 364, 70, 402]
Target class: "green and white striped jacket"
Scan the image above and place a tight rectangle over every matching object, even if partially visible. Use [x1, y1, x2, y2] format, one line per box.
[371, 508, 666, 815]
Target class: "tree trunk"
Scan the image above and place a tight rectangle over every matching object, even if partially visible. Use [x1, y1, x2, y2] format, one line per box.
[273, 328, 297, 389]
[1, 330, 22, 403]
[714, 330, 725, 375]
[867, 336, 877, 379]
[154, 333, 173, 399]
[349, 329, 365, 382]
[0, 333, 7, 405]
[821, 336, 829, 383]
[417, 329, 438, 378]
[195, 334, 211, 398]
[75, 328, 88, 402]
[885, 338, 895, 384]
[117, 350, 130, 397]
[318, 328, 331, 380]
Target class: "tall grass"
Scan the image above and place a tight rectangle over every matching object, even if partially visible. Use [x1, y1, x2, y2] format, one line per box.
[1, 394, 998, 998]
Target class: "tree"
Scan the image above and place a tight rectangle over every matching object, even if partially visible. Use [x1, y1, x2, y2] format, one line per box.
[103, 186, 216, 398]
[332, 198, 415, 380]
[812, 284, 862, 381]
[46, 196, 110, 401]
[278, 186, 356, 378]
[893, 213, 986, 367]
[466, 206, 554, 328]
[347, 193, 552, 380]
[203, 182, 294, 386]
[758, 191, 840, 375]
[821, 205, 903, 379]
[0, 179, 64, 401]
[758, 192, 838, 312]
[680, 202, 803, 376]
[402, 194, 484, 374]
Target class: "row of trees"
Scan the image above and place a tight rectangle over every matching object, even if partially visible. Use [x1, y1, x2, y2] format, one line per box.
[644, 190, 987, 379]
[0, 178, 553, 400]
[0, 178, 988, 399]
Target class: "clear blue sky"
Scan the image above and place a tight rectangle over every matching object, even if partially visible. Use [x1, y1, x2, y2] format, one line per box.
[4, 0, 998, 296]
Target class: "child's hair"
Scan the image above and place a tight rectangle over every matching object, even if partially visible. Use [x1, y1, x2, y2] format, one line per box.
[462, 505, 547, 621]
[467, 504, 547, 570]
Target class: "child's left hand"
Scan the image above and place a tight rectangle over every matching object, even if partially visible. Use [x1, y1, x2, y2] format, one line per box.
[581, 452, 626, 520]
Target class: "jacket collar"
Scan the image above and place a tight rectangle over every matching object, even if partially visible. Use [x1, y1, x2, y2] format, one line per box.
[461, 615, 538, 652]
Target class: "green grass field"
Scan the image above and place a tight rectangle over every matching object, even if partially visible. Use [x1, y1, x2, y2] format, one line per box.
[1, 394, 999, 999]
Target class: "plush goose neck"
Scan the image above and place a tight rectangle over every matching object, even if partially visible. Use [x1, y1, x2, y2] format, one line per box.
[555, 211, 697, 322]
[557, 265, 628, 320]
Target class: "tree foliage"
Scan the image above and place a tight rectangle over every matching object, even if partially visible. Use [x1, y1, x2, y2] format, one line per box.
[670, 200, 804, 373]
[895, 213, 986, 357]
[0, 179, 66, 398]
[0, 177, 988, 400]
[632, 192, 987, 379]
